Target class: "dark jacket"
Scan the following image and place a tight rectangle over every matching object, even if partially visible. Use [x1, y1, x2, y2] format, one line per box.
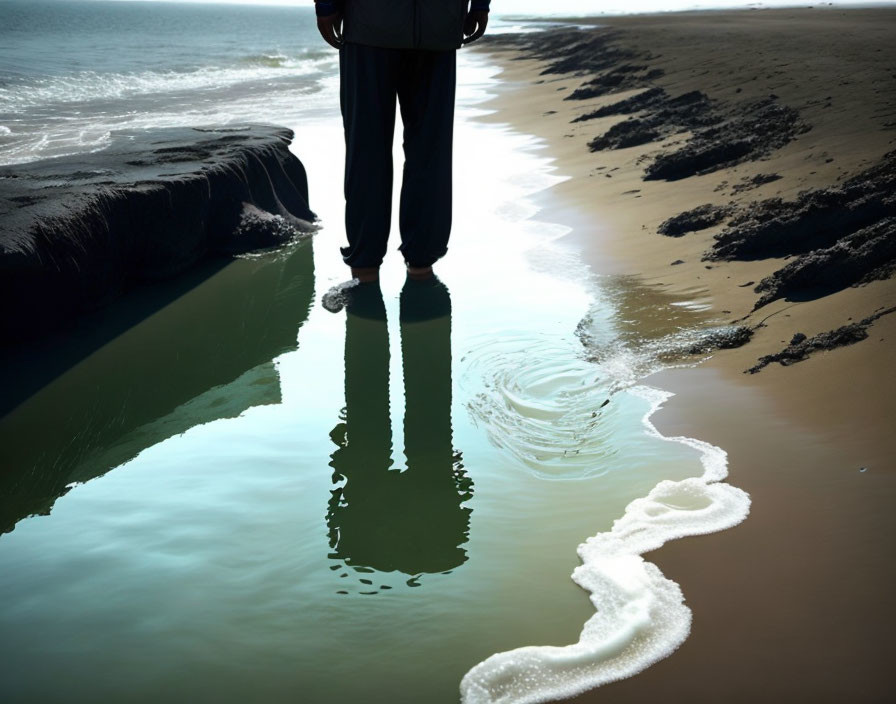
[343, 0, 471, 51]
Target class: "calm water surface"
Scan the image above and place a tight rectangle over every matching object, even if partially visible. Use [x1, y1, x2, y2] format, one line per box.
[0, 5, 727, 702]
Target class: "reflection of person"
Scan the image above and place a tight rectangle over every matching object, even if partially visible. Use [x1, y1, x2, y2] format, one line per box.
[326, 276, 472, 578]
[314, 1, 491, 282]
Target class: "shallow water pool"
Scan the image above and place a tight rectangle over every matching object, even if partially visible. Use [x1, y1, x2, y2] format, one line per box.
[0, 59, 731, 704]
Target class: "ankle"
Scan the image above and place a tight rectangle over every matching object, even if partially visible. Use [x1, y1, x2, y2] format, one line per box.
[406, 264, 434, 281]
[351, 266, 380, 283]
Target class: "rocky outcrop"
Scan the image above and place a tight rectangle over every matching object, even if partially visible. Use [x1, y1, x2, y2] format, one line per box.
[0, 124, 316, 344]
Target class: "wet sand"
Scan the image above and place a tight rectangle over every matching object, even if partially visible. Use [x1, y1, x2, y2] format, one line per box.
[475, 6, 896, 701]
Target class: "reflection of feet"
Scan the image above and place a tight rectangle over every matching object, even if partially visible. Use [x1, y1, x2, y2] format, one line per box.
[406, 264, 434, 281]
[401, 274, 451, 323]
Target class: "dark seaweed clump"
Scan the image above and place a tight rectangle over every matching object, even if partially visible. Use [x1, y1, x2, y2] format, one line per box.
[486, 29, 809, 180]
[480, 29, 637, 78]
[644, 97, 809, 181]
[566, 64, 665, 100]
[707, 151, 896, 308]
[658, 203, 733, 237]
[572, 86, 666, 121]
[588, 119, 662, 151]
[585, 89, 718, 152]
[747, 307, 896, 373]
[731, 173, 783, 194]
[686, 326, 755, 354]
[753, 217, 896, 308]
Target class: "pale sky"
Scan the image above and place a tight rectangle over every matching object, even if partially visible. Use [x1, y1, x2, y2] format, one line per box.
[79, 1, 893, 16]
[82, 0, 590, 10]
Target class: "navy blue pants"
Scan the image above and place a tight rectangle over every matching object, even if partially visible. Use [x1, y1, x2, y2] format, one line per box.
[339, 42, 456, 269]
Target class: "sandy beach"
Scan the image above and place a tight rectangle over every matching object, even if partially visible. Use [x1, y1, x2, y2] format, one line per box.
[476, 6, 895, 701]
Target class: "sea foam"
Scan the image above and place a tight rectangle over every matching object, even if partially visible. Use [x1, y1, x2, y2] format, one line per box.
[460, 385, 750, 703]
[0, 56, 335, 113]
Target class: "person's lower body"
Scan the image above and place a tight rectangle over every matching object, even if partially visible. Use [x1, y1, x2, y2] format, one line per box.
[339, 42, 457, 280]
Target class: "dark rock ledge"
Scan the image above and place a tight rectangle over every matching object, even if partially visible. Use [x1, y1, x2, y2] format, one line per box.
[0, 125, 316, 345]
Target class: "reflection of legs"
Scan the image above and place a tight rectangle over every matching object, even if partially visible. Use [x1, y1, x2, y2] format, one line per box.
[401, 277, 453, 466]
[343, 286, 391, 457]
[327, 277, 472, 576]
[397, 50, 457, 269]
[340, 43, 399, 270]
[327, 283, 392, 560]
[400, 276, 471, 572]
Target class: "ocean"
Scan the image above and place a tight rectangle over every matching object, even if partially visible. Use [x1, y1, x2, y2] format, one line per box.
[2, 0, 882, 165]
[0, 0, 339, 163]
[0, 2, 750, 702]
[0, 0, 570, 165]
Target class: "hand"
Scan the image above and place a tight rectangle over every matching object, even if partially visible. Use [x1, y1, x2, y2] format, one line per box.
[462, 10, 488, 45]
[317, 13, 343, 50]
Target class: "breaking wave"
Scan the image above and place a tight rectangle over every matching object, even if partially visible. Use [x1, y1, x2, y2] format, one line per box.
[0, 53, 335, 113]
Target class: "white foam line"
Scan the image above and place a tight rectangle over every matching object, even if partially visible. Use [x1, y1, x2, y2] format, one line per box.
[460, 385, 750, 703]
[458, 46, 751, 702]
[0, 58, 337, 113]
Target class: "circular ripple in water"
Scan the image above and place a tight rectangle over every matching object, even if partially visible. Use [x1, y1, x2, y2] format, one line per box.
[461, 332, 622, 480]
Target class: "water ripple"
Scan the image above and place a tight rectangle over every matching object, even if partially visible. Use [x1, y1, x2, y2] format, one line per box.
[462, 332, 618, 480]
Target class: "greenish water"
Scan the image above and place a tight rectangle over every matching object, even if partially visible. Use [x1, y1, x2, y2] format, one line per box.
[0, 72, 726, 703]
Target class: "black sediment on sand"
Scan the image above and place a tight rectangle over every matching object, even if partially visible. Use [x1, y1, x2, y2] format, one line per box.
[658, 204, 733, 238]
[685, 325, 754, 355]
[709, 152, 896, 309]
[485, 27, 895, 366]
[0, 124, 316, 344]
[484, 29, 809, 180]
[576, 86, 806, 183]
[643, 96, 807, 181]
[747, 306, 896, 373]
